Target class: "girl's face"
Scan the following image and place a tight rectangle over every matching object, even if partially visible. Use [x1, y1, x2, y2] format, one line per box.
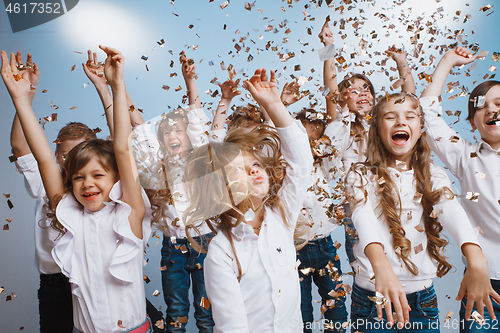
[302, 120, 323, 140]
[470, 85, 500, 150]
[161, 119, 192, 158]
[225, 151, 270, 208]
[55, 138, 87, 166]
[71, 157, 119, 212]
[378, 101, 422, 167]
[345, 78, 374, 117]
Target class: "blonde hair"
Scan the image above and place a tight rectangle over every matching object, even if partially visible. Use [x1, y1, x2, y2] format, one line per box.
[347, 92, 453, 277]
[183, 125, 287, 281]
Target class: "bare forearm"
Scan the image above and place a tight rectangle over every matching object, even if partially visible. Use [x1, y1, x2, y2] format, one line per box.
[212, 98, 231, 130]
[185, 78, 201, 109]
[11, 113, 31, 157]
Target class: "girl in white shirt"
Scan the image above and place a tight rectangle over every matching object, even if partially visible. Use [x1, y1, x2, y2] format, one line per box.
[344, 91, 494, 332]
[183, 68, 313, 333]
[1, 47, 153, 333]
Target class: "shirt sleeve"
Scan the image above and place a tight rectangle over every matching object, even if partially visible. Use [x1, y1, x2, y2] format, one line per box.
[344, 170, 385, 252]
[275, 121, 314, 229]
[15, 153, 45, 199]
[328, 106, 352, 163]
[422, 96, 469, 179]
[132, 123, 161, 154]
[204, 239, 250, 333]
[431, 165, 480, 249]
[186, 107, 210, 149]
[320, 121, 345, 181]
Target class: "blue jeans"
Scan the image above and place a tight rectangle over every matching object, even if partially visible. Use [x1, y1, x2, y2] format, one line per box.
[161, 234, 214, 333]
[297, 235, 348, 332]
[342, 203, 357, 269]
[350, 283, 440, 332]
[39, 273, 73, 333]
[459, 278, 500, 332]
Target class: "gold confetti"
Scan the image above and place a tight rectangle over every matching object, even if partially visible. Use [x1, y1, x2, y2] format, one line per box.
[466, 192, 480, 202]
[143, 275, 150, 284]
[7, 199, 13, 209]
[430, 208, 442, 218]
[118, 320, 126, 328]
[449, 135, 460, 143]
[70, 65, 76, 72]
[159, 266, 167, 271]
[394, 96, 405, 104]
[6, 218, 12, 223]
[471, 311, 485, 326]
[415, 223, 425, 233]
[3, 194, 10, 198]
[3, 224, 8, 230]
[69, 106, 78, 110]
[407, 211, 412, 220]
[152, 289, 161, 297]
[470, 152, 478, 158]
[155, 319, 165, 330]
[174, 86, 182, 92]
[475, 172, 486, 179]
[474, 226, 484, 235]
[0, 287, 4, 294]
[368, 292, 388, 306]
[493, 52, 500, 62]
[200, 297, 211, 310]
[13, 74, 21, 81]
[414, 243, 423, 254]
[445, 311, 454, 323]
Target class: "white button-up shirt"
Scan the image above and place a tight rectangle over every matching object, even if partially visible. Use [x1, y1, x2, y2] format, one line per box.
[422, 96, 500, 279]
[204, 121, 313, 333]
[15, 153, 62, 275]
[132, 107, 212, 238]
[345, 164, 480, 293]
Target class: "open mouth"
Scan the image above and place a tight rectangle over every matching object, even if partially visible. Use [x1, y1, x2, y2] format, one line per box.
[486, 111, 500, 126]
[392, 131, 409, 145]
[357, 100, 371, 106]
[170, 143, 181, 151]
[82, 192, 99, 200]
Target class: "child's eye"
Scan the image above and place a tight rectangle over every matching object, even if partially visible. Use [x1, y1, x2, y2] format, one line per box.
[94, 174, 104, 178]
[253, 162, 260, 167]
[73, 176, 83, 181]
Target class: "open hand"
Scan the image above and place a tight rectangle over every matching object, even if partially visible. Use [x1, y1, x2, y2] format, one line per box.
[99, 45, 124, 89]
[244, 68, 281, 110]
[318, 16, 334, 46]
[220, 79, 241, 100]
[83, 49, 107, 89]
[1, 50, 33, 102]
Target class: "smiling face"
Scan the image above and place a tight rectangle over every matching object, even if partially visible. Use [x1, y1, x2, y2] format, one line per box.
[469, 85, 500, 150]
[71, 157, 119, 212]
[301, 120, 324, 141]
[225, 151, 270, 209]
[378, 100, 422, 167]
[345, 78, 375, 117]
[160, 117, 192, 158]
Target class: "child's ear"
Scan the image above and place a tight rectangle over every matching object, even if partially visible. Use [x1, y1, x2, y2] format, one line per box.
[469, 118, 477, 131]
[54, 150, 60, 165]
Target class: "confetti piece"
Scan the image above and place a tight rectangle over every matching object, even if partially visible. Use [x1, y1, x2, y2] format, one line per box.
[0, 287, 4, 294]
[489, 66, 497, 72]
[368, 292, 388, 306]
[414, 243, 423, 254]
[118, 320, 126, 328]
[450, 135, 460, 143]
[6, 218, 12, 223]
[430, 208, 442, 218]
[470, 152, 478, 158]
[475, 172, 486, 179]
[474, 226, 484, 235]
[295, 259, 301, 270]
[141, 55, 148, 61]
[3, 224, 8, 230]
[155, 319, 165, 330]
[415, 223, 425, 233]
[8, 155, 17, 163]
[159, 266, 167, 271]
[471, 311, 485, 326]
[200, 297, 211, 310]
[13, 74, 21, 81]
[144, 275, 150, 284]
[466, 192, 480, 202]
[394, 97, 405, 104]
[162, 85, 170, 91]
[7, 199, 13, 209]
[493, 52, 500, 62]
[70, 65, 76, 72]
[3, 194, 10, 198]
[153, 290, 161, 297]
[407, 211, 412, 220]
[69, 106, 78, 110]
[445, 311, 454, 323]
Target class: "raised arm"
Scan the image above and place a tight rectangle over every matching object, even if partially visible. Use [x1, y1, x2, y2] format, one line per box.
[421, 47, 477, 98]
[244, 68, 292, 128]
[100, 45, 145, 239]
[211, 79, 241, 131]
[11, 51, 40, 157]
[386, 46, 416, 94]
[319, 17, 340, 122]
[1, 51, 63, 209]
[180, 51, 201, 109]
[280, 80, 304, 109]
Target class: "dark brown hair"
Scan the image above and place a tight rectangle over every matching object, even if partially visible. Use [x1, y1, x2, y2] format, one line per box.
[56, 122, 97, 152]
[467, 80, 500, 121]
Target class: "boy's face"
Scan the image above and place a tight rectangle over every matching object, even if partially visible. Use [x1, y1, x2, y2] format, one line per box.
[161, 118, 192, 158]
[55, 138, 87, 166]
[469, 85, 500, 150]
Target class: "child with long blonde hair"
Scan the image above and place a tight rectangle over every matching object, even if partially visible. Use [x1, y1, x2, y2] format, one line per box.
[2, 46, 153, 332]
[183, 68, 313, 332]
[344, 91, 494, 332]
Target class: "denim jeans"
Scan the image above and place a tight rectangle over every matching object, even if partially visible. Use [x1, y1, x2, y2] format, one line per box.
[342, 203, 357, 270]
[39, 272, 73, 333]
[297, 235, 348, 332]
[459, 278, 500, 332]
[350, 283, 440, 332]
[161, 234, 214, 333]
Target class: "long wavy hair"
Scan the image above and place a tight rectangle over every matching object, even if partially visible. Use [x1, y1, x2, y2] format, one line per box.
[347, 92, 453, 277]
[183, 125, 287, 281]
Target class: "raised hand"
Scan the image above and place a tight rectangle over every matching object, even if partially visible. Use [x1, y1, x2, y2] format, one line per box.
[280, 80, 303, 107]
[1, 51, 33, 102]
[318, 16, 334, 46]
[220, 79, 241, 101]
[385, 45, 408, 64]
[83, 49, 107, 89]
[99, 45, 124, 89]
[244, 68, 281, 109]
[180, 50, 197, 81]
[445, 46, 477, 67]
